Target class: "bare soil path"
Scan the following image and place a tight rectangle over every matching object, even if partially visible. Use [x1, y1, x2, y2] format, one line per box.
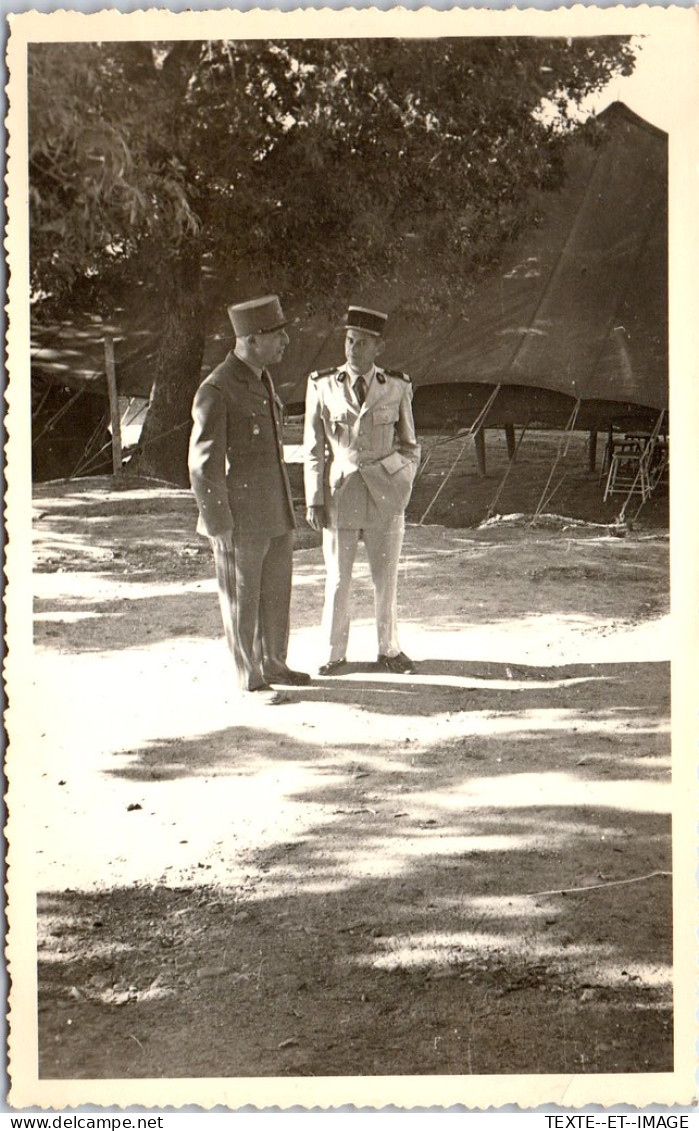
[30, 444, 671, 1081]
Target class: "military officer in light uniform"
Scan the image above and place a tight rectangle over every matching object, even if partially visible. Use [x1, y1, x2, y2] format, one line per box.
[304, 305, 421, 675]
[188, 295, 310, 705]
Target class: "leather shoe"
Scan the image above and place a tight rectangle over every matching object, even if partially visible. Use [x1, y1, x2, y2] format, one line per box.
[376, 652, 415, 674]
[267, 669, 311, 686]
[318, 659, 347, 676]
[244, 684, 292, 705]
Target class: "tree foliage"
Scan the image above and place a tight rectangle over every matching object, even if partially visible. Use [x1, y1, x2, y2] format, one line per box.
[29, 43, 199, 303]
[28, 35, 636, 478]
[30, 36, 636, 310]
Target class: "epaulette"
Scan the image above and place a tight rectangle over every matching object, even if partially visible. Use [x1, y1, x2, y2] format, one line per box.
[310, 366, 337, 381]
[382, 367, 412, 383]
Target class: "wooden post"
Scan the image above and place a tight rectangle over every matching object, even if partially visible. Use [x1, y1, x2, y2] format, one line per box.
[104, 335, 123, 479]
[588, 428, 598, 474]
[504, 423, 516, 462]
[474, 427, 486, 477]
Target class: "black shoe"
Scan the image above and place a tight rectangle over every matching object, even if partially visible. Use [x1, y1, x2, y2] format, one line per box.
[318, 659, 347, 676]
[376, 652, 415, 674]
[267, 668, 311, 686]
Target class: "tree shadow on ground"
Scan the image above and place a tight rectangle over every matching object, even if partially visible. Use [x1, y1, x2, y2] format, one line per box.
[32, 481, 672, 1081]
[34, 693, 670, 1080]
[36, 656, 672, 1078]
[34, 509, 669, 655]
[34, 589, 223, 652]
[300, 659, 670, 718]
[37, 789, 672, 1080]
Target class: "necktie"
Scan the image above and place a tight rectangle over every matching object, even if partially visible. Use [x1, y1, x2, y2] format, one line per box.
[262, 369, 281, 437]
[355, 375, 367, 408]
[262, 369, 276, 411]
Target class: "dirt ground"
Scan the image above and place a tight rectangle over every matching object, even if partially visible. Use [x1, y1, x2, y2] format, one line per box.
[29, 429, 672, 1082]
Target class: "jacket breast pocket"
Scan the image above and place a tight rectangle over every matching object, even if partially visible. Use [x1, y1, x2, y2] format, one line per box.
[228, 413, 273, 453]
[371, 404, 400, 426]
[370, 403, 400, 451]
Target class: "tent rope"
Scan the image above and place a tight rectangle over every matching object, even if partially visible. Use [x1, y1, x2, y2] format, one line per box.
[526, 870, 670, 898]
[415, 426, 480, 482]
[486, 420, 531, 520]
[32, 380, 54, 421]
[129, 419, 191, 455]
[67, 418, 191, 481]
[418, 385, 502, 525]
[32, 387, 85, 447]
[529, 399, 582, 523]
[70, 438, 115, 479]
[70, 413, 110, 478]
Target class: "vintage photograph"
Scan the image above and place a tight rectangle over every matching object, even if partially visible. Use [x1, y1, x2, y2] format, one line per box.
[4, 5, 697, 1111]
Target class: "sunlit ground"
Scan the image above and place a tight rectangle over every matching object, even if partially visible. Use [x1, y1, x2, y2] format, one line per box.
[27, 517, 673, 1075]
[29, 539, 671, 896]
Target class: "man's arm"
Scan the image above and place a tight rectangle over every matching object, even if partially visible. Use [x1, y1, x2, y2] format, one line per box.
[395, 383, 422, 470]
[188, 384, 235, 539]
[303, 376, 328, 528]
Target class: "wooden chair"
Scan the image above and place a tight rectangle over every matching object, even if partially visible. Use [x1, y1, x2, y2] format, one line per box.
[603, 432, 668, 502]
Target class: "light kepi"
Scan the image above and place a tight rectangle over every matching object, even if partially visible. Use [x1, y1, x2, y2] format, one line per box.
[228, 295, 288, 336]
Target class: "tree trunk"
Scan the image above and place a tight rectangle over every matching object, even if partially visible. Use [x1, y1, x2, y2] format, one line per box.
[130, 242, 205, 486]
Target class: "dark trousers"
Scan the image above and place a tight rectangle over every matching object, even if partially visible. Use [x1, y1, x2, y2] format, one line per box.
[212, 530, 294, 691]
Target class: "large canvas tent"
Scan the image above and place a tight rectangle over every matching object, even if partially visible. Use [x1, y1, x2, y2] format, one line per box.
[275, 101, 668, 436]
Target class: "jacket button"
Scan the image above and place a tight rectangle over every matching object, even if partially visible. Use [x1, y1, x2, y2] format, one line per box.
[253, 424, 260, 435]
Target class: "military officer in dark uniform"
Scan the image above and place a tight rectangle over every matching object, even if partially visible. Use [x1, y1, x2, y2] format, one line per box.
[189, 295, 310, 705]
[304, 305, 421, 675]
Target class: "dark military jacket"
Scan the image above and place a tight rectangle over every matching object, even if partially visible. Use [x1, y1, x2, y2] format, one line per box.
[188, 351, 295, 538]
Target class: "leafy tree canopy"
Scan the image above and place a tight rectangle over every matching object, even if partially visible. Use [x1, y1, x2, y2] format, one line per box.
[29, 36, 636, 316]
[28, 35, 637, 483]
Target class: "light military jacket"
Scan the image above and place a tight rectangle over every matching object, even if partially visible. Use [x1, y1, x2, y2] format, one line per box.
[303, 363, 421, 529]
[189, 351, 295, 538]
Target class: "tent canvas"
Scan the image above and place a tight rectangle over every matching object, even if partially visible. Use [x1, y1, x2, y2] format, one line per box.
[272, 102, 667, 433]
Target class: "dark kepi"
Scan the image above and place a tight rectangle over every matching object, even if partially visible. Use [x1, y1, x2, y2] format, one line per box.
[345, 305, 388, 337]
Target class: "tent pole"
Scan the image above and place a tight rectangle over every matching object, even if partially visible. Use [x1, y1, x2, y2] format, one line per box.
[473, 427, 486, 476]
[588, 429, 598, 474]
[104, 335, 124, 480]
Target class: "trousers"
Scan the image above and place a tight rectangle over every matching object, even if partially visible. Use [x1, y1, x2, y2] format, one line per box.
[321, 515, 405, 662]
[212, 530, 293, 691]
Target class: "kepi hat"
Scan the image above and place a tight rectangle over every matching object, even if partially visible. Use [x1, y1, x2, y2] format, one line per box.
[228, 295, 288, 337]
[345, 305, 388, 337]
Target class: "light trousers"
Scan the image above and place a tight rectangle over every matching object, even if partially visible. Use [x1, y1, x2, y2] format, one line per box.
[321, 515, 405, 663]
[212, 530, 293, 691]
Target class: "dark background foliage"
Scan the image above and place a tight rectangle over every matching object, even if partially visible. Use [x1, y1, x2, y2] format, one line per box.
[28, 36, 636, 479]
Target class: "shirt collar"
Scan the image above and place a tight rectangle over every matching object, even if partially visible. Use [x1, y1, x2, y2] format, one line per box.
[233, 347, 263, 379]
[347, 364, 375, 387]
